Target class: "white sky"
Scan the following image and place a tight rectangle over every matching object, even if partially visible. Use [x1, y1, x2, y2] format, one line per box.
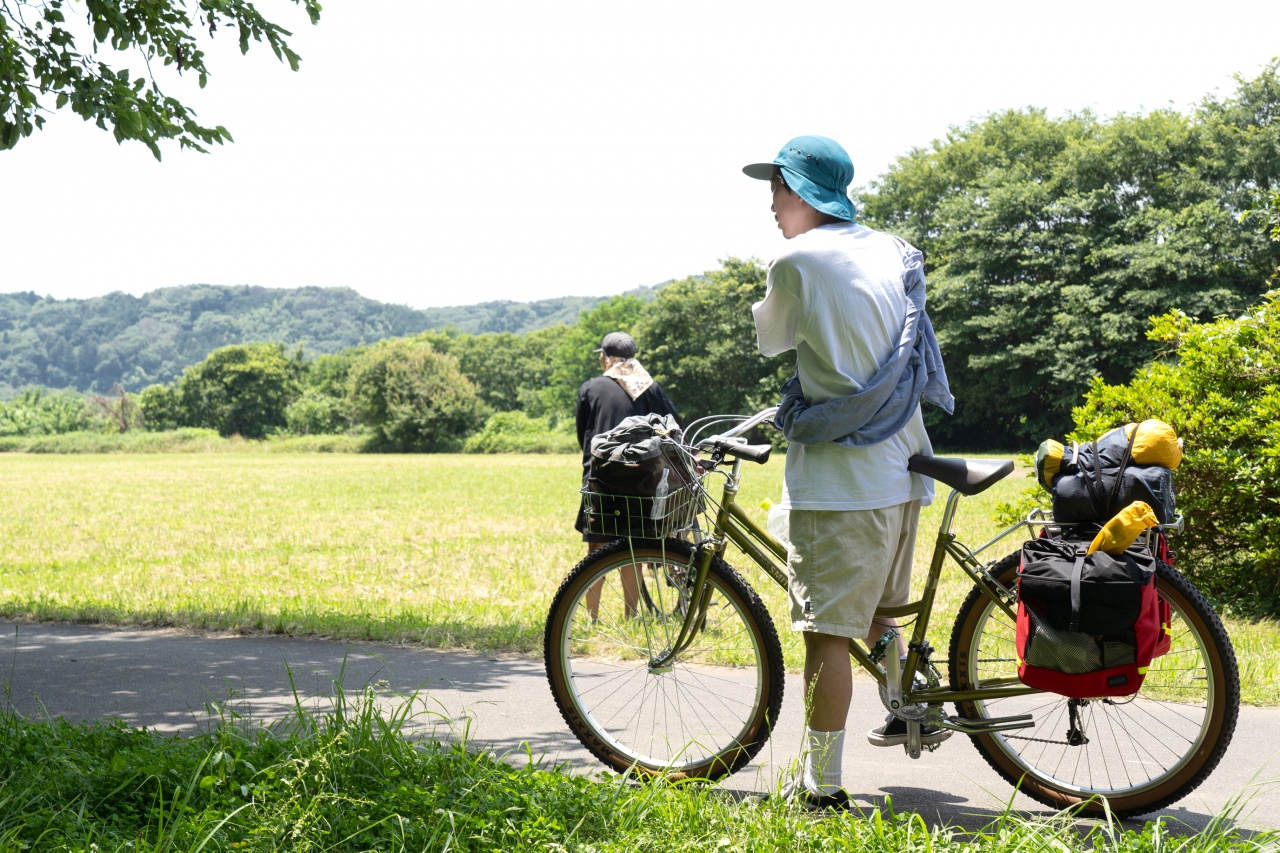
[3, 0, 1278, 310]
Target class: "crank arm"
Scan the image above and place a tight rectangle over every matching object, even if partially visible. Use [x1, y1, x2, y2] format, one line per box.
[940, 713, 1035, 734]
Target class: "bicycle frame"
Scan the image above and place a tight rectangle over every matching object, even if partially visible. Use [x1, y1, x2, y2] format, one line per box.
[655, 426, 1052, 725]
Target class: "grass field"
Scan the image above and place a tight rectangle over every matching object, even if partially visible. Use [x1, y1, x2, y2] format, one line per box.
[3, 451, 1277, 704]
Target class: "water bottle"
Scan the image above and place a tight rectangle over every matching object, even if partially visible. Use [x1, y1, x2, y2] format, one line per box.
[650, 468, 670, 520]
[766, 503, 790, 549]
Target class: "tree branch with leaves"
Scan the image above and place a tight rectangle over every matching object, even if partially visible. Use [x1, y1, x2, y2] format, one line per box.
[1, 0, 321, 158]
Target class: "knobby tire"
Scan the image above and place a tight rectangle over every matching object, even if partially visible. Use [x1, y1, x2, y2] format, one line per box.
[544, 537, 784, 781]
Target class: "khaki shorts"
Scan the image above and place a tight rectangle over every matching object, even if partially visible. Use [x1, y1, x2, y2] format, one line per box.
[784, 500, 921, 640]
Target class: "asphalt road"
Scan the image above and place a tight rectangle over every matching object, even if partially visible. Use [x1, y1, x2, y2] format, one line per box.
[2, 619, 1276, 835]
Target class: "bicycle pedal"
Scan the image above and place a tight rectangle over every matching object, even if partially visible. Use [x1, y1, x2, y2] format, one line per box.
[903, 736, 944, 758]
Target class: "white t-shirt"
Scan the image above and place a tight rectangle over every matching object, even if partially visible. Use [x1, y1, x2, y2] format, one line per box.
[753, 222, 934, 511]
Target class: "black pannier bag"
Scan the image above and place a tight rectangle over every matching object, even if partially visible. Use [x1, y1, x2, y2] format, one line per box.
[1016, 537, 1168, 698]
[581, 413, 700, 539]
[1038, 425, 1177, 524]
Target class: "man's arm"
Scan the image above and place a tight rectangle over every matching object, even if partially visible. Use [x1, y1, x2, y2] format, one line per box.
[752, 260, 803, 357]
[575, 381, 593, 451]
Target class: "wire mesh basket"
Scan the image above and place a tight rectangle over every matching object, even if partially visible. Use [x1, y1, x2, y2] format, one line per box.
[580, 483, 702, 540]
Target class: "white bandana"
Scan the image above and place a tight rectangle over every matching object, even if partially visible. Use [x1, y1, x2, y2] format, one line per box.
[604, 358, 654, 400]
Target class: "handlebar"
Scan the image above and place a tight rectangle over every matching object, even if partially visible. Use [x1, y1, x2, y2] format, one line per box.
[700, 437, 773, 464]
[693, 406, 778, 466]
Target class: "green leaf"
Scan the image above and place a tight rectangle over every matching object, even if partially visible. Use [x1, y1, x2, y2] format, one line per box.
[93, 19, 109, 42]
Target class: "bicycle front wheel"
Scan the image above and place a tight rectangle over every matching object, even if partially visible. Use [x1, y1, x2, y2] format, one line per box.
[949, 552, 1239, 817]
[544, 537, 784, 781]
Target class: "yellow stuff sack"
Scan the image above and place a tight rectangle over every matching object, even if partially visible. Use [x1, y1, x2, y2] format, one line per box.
[1125, 420, 1183, 469]
[1087, 501, 1160, 555]
[1035, 439, 1068, 490]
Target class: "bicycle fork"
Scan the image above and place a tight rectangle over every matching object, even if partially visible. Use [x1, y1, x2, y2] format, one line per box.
[647, 541, 718, 672]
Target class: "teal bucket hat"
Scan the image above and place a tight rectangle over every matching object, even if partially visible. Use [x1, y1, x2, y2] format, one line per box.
[743, 135, 856, 221]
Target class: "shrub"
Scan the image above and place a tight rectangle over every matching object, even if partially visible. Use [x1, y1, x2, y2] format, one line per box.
[1068, 291, 1280, 614]
[137, 383, 184, 431]
[265, 432, 366, 453]
[0, 387, 94, 435]
[463, 411, 577, 453]
[285, 387, 348, 435]
[346, 339, 487, 452]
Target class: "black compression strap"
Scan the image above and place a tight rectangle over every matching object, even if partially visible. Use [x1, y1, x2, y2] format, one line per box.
[1070, 548, 1087, 633]
[1104, 427, 1138, 518]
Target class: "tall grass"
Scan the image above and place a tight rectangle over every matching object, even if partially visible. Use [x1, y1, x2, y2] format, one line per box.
[0, 429, 368, 453]
[1, 452, 1276, 703]
[1, 687, 1273, 852]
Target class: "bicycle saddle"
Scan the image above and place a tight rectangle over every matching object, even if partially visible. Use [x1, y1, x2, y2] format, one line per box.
[908, 455, 1014, 496]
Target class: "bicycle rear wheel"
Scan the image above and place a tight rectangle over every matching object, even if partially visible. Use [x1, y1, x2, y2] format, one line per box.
[544, 537, 784, 780]
[949, 552, 1239, 817]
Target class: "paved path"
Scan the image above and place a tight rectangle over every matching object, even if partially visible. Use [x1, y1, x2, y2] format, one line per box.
[2, 619, 1276, 835]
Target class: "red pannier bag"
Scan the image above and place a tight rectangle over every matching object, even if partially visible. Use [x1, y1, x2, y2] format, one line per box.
[1016, 537, 1169, 698]
[1152, 531, 1175, 657]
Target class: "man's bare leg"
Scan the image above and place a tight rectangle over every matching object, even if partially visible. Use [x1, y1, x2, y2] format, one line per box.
[864, 616, 909, 659]
[803, 631, 853, 731]
[583, 542, 639, 620]
[794, 630, 853, 798]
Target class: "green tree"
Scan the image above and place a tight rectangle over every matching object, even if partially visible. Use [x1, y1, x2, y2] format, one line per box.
[305, 350, 361, 399]
[137, 383, 182, 431]
[177, 342, 300, 438]
[1243, 187, 1280, 251]
[636, 258, 790, 429]
[421, 325, 570, 418]
[1070, 291, 1280, 614]
[1, 0, 321, 157]
[346, 338, 486, 452]
[861, 62, 1280, 449]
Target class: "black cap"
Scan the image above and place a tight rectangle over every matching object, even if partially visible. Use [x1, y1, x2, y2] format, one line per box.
[594, 331, 637, 359]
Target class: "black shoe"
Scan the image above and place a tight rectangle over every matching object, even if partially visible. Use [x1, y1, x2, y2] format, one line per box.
[789, 786, 851, 812]
[866, 714, 952, 748]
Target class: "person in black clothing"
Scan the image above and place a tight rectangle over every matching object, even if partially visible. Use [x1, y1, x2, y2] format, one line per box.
[575, 331, 680, 617]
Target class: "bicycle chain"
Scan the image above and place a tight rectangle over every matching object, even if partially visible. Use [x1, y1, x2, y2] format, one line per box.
[1001, 734, 1072, 745]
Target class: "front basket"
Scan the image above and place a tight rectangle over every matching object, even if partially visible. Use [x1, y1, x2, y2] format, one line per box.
[580, 485, 700, 539]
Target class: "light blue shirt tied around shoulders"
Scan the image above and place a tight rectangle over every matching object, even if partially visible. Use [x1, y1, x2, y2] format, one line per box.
[773, 237, 954, 447]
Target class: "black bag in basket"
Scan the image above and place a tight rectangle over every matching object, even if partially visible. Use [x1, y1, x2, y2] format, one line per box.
[581, 414, 698, 539]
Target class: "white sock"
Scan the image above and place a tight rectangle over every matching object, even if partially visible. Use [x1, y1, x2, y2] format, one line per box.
[801, 727, 845, 796]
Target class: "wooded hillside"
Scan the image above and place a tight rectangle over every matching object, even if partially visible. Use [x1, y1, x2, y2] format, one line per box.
[0, 285, 637, 395]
